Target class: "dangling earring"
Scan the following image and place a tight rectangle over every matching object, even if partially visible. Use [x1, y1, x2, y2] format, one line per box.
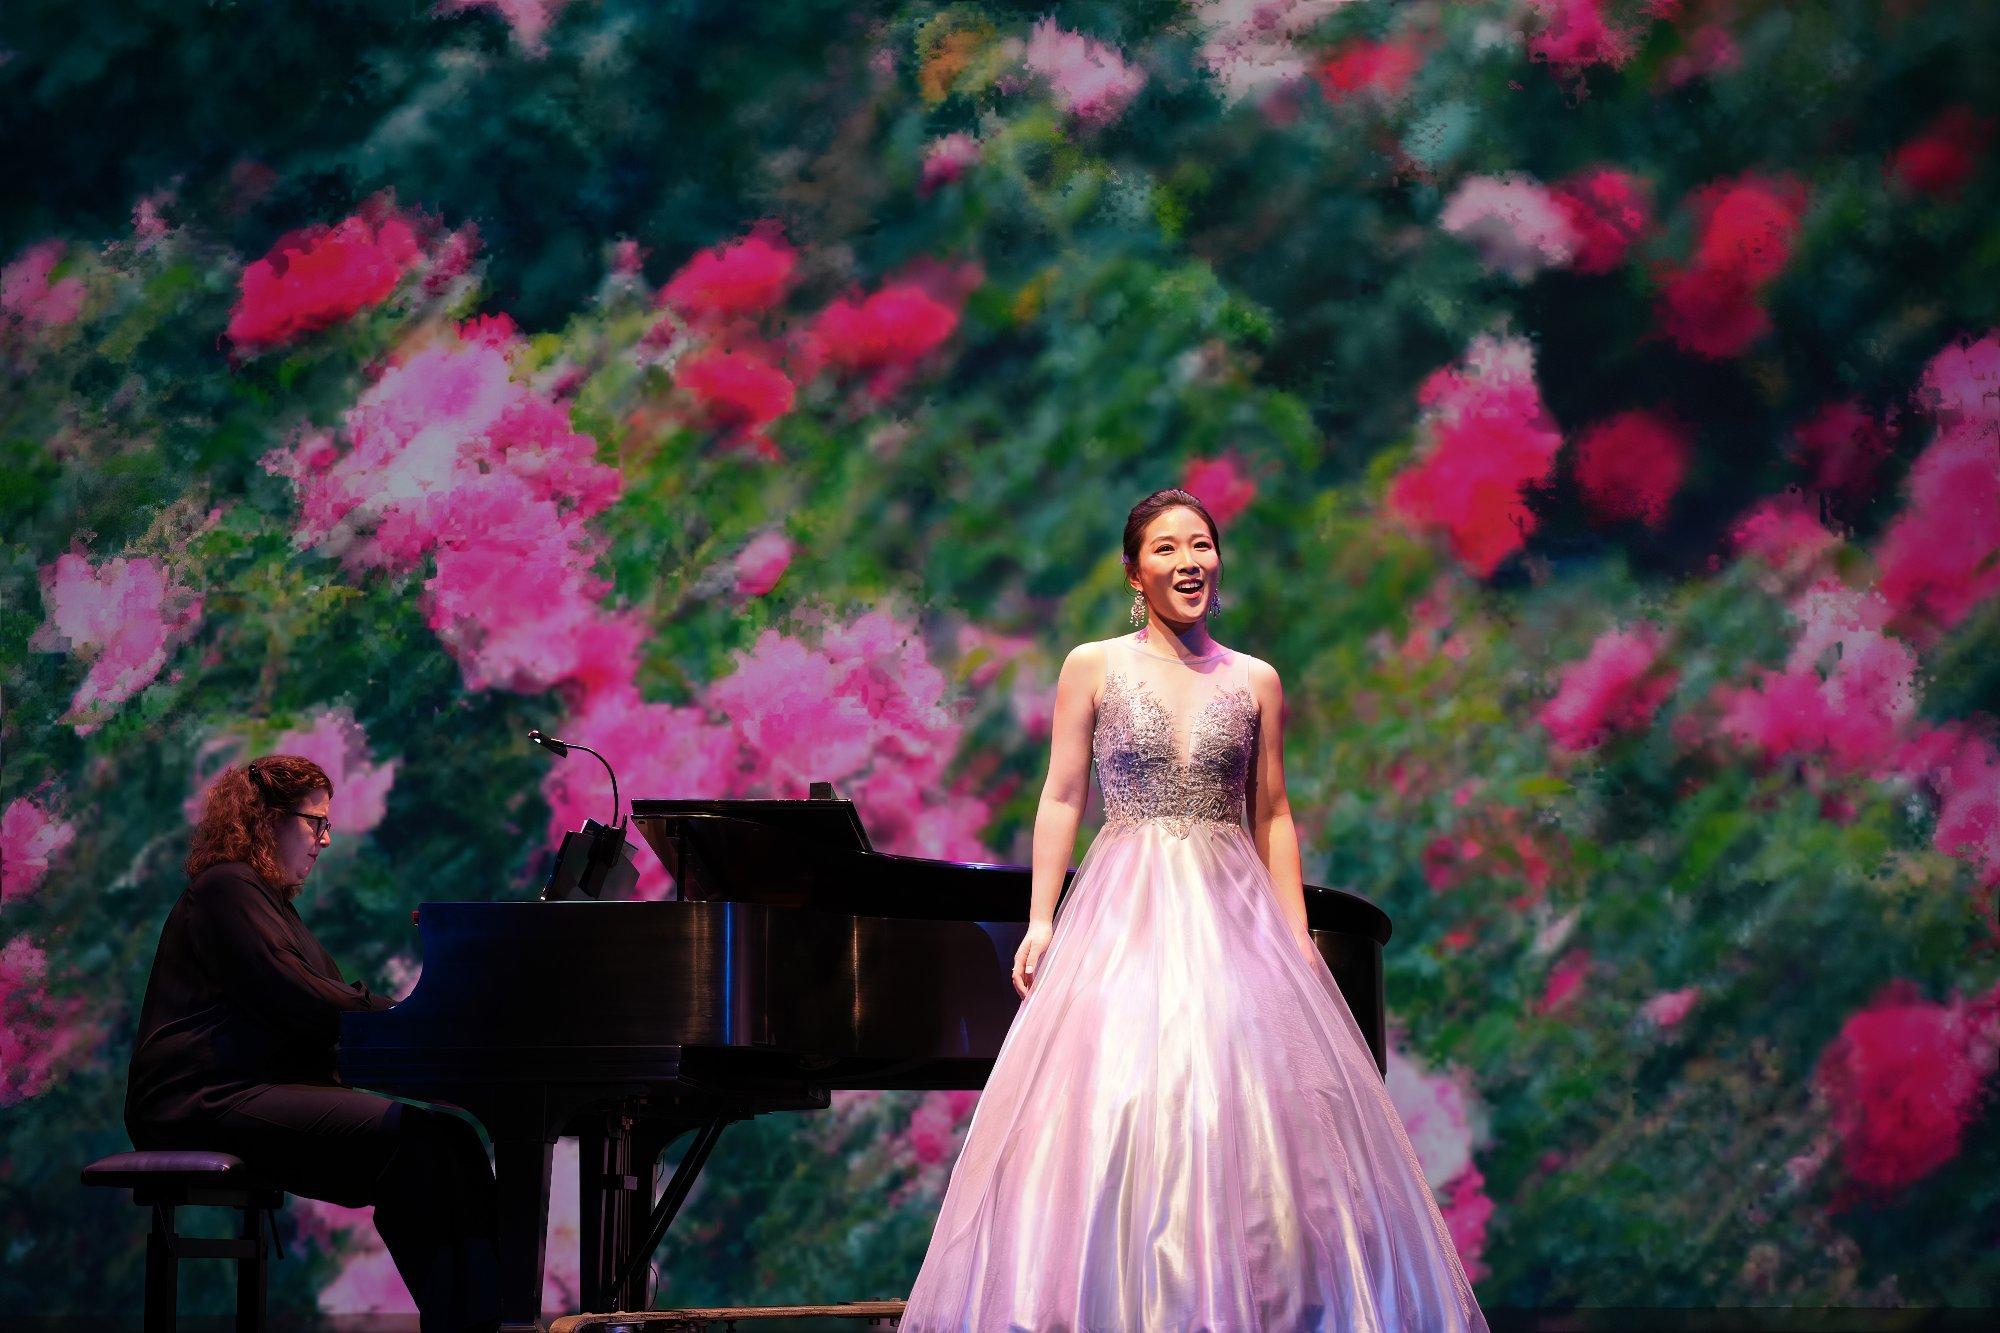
[1206, 582, 1222, 619]
[1129, 592, 1147, 627]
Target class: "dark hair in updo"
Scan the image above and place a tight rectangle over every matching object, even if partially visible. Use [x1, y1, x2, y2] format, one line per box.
[185, 754, 334, 891]
[1122, 489, 1221, 571]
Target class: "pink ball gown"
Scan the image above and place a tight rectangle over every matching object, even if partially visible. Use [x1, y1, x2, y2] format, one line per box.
[902, 636, 1490, 1332]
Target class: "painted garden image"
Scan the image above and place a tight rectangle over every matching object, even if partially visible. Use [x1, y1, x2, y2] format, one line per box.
[3, 0, 1998, 1327]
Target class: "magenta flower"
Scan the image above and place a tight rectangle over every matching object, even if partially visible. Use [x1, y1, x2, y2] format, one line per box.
[1021, 18, 1146, 127]
[1653, 173, 1809, 360]
[1571, 409, 1691, 528]
[1887, 106, 1995, 200]
[1314, 34, 1424, 105]
[34, 553, 202, 733]
[1550, 167, 1654, 276]
[803, 282, 962, 399]
[656, 227, 798, 326]
[1181, 452, 1257, 527]
[1537, 623, 1677, 752]
[1438, 174, 1580, 282]
[1, 798, 76, 902]
[1536, 949, 1591, 1014]
[1440, 1163, 1495, 1284]
[1386, 335, 1565, 578]
[226, 212, 422, 350]
[1813, 979, 2000, 1194]
[1384, 1040, 1491, 1281]
[673, 346, 797, 457]
[1526, 0, 1640, 81]
[731, 529, 794, 598]
[1898, 721, 2000, 889]
[1877, 334, 2000, 640]
[1728, 490, 1843, 578]
[1, 239, 86, 332]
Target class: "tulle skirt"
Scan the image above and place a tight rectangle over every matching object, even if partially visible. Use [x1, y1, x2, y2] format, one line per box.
[901, 817, 1490, 1333]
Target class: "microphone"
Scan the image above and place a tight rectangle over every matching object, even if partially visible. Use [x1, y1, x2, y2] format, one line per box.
[527, 729, 569, 757]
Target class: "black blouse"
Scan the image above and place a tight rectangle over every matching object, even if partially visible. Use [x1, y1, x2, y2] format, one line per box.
[125, 861, 390, 1137]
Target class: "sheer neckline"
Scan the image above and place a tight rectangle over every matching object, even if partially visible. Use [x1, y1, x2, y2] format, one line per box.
[1121, 634, 1227, 664]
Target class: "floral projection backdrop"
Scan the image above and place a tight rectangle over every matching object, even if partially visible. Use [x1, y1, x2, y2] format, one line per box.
[4, 0, 1999, 1318]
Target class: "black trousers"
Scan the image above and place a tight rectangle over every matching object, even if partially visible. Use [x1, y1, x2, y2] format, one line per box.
[140, 1083, 500, 1333]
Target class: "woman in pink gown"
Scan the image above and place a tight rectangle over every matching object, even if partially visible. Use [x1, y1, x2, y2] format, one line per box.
[902, 489, 1489, 1332]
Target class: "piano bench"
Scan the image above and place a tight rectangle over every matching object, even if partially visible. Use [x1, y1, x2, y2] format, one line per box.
[81, 1150, 284, 1333]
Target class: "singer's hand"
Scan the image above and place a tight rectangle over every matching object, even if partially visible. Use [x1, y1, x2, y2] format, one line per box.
[1012, 921, 1054, 998]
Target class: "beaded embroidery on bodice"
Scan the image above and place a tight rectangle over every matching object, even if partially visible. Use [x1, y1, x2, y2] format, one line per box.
[1091, 637, 1259, 837]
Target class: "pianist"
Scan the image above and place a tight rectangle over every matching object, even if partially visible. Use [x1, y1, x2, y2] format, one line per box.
[125, 754, 501, 1333]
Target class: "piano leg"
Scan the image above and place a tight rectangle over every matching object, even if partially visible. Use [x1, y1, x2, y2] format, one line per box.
[611, 1116, 732, 1304]
[579, 1114, 642, 1315]
[492, 1134, 555, 1332]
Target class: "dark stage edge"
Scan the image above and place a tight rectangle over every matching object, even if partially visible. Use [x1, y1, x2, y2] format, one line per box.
[5, 1311, 1998, 1333]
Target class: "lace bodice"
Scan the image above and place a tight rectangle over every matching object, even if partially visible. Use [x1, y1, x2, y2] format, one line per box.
[1091, 635, 1259, 837]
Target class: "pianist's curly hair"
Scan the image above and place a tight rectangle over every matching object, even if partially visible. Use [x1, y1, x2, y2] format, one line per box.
[185, 755, 334, 893]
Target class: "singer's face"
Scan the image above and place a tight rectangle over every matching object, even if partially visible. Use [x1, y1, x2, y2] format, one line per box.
[273, 787, 332, 890]
[1128, 506, 1219, 628]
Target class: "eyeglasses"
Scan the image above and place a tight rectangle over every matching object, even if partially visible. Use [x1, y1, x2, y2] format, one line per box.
[282, 809, 333, 840]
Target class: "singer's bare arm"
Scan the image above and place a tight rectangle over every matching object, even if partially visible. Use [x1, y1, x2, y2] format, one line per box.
[1014, 641, 1102, 995]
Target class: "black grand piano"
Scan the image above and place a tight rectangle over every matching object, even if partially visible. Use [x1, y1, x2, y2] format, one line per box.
[339, 795, 1394, 1329]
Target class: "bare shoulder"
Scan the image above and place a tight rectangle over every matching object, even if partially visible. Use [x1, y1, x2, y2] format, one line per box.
[1229, 647, 1281, 690]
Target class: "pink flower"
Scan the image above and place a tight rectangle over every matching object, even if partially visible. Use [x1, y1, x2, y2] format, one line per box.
[1898, 721, 2000, 888]
[1876, 335, 2000, 640]
[1439, 1163, 1494, 1284]
[1536, 949, 1590, 1014]
[703, 610, 995, 860]
[1438, 174, 1579, 282]
[34, 553, 203, 733]
[732, 530, 794, 598]
[673, 346, 796, 456]
[2, 799, 76, 902]
[1022, 18, 1146, 127]
[420, 476, 617, 694]
[1813, 979, 2000, 1194]
[1181, 453, 1257, 527]
[920, 133, 982, 194]
[1537, 624, 1677, 752]
[1788, 400, 1893, 506]
[1572, 409, 1692, 528]
[1, 240, 86, 331]
[657, 228, 798, 326]
[1728, 489, 1843, 576]
[1710, 584, 1919, 779]
[1641, 986, 1700, 1029]
[1526, 0, 1640, 80]
[270, 708, 399, 836]
[0, 938, 97, 1105]
[1550, 167, 1654, 275]
[227, 212, 422, 350]
[802, 283, 961, 399]
[1191, 0, 1341, 103]
[1385, 335, 1565, 578]
[435, 1, 572, 57]
[1887, 106, 1995, 200]
[1384, 1044, 1481, 1186]
[1313, 34, 1424, 105]
[955, 624, 1038, 690]
[904, 1089, 962, 1165]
